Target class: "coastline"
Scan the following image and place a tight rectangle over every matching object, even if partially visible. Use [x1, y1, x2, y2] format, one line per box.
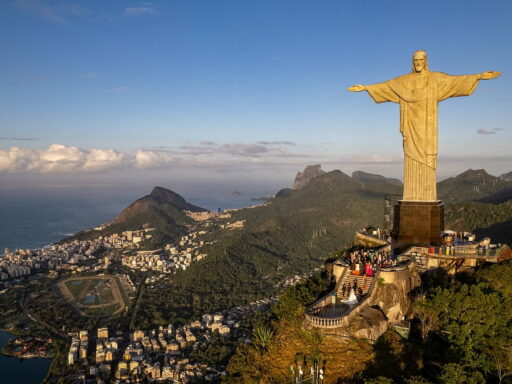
[0, 330, 52, 384]
[0, 329, 53, 359]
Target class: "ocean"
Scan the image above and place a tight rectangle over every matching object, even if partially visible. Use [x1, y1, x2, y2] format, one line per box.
[0, 189, 265, 251]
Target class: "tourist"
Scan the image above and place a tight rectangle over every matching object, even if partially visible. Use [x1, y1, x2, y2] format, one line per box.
[345, 289, 358, 305]
[365, 262, 373, 277]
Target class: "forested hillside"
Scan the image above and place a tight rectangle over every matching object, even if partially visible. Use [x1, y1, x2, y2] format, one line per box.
[438, 169, 512, 203]
[66, 186, 205, 246]
[73, 168, 512, 326]
[134, 170, 401, 325]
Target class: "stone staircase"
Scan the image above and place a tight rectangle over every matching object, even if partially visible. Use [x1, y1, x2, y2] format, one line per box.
[413, 253, 428, 269]
[336, 273, 374, 300]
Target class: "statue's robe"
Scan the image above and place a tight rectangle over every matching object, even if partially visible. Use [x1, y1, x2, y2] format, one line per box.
[366, 72, 480, 201]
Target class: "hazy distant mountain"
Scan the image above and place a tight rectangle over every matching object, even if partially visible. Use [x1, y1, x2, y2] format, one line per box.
[292, 164, 326, 189]
[352, 171, 402, 187]
[438, 169, 512, 204]
[437, 170, 512, 245]
[500, 171, 512, 181]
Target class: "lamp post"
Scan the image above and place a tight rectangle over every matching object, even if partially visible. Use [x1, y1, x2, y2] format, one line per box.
[290, 355, 326, 383]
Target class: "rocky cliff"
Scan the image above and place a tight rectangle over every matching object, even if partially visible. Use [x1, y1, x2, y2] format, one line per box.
[292, 164, 326, 189]
[348, 270, 421, 341]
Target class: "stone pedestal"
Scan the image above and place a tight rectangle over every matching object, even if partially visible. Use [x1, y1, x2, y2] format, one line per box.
[392, 200, 444, 246]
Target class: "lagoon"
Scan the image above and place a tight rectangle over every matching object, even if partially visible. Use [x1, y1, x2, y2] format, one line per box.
[0, 331, 51, 384]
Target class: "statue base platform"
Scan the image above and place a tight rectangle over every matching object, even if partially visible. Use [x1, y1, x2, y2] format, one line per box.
[392, 200, 444, 247]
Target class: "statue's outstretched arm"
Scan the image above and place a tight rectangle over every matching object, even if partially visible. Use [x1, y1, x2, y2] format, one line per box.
[479, 71, 502, 80]
[348, 80, 399, 103]
[348, 84, 367, 92]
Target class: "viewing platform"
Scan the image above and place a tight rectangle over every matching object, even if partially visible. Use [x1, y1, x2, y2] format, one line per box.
[402, 232, 505, 270]
[305, 227, 505, 330]
[305, 234, 414, 329]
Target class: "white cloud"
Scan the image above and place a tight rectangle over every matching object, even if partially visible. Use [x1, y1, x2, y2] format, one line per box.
[39, 144, 86, 172]
[123, 2, 159, 17]
[83, 148, 126, 171]
[134, 150, 175, 169]
[477, 128, 496, 135]
[0, 142, 402, 175]
[342, 154, 398, 164]
[177, 141, 299, 157]
[0, 144, 126, 173]
[257, 141, 296, 146]
[12, 0, 91, 24]
[0, 147, 39, 172]
[476, 128, 505, 135]
[55, 3, 90, 17]
[13, 0, 69, 24]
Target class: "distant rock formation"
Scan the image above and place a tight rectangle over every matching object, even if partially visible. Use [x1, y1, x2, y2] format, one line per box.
[292, 164, 326, 189]
[500, 171, 512, 181]
[111, 186, 207, 225]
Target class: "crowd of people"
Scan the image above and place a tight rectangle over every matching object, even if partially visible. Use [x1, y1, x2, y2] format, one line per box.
[442, 231, 476, 244]
[335, 246, 399, 304]
[342, 246, 397, 277]
[340, 279, 365, 300]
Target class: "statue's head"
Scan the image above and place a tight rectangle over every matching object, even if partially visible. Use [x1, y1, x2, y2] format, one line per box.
[412, 50, 428, 73]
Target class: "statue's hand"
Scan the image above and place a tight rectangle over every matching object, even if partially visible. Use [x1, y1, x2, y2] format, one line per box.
[480, 71, 502, 80]
[348, 84, 366, 92]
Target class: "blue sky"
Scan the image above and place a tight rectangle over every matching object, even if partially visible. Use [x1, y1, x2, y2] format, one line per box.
[1, 0, 511, 195]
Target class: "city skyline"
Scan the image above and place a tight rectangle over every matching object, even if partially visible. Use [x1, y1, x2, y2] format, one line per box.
[1, 0, 511, 194]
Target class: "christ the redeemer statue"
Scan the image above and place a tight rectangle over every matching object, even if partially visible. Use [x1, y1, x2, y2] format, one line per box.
[348, 50, 501, 201]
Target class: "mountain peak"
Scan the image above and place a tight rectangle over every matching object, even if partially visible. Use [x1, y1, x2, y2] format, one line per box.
[500, 171, 512, 181]
[437, 169, 512, 204]
[457, 169, 491, 178]
[150, 186, 187, 205]
[352, 171, 403, 186]
[292, 164, 326, 189]
[111, 186, 207, 226]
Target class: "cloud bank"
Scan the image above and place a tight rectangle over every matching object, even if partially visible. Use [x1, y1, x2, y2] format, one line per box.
[476, 128, 504, 135]
[0, 142, 306, 173]
[0, 144, 126, 173]
[2, 143, 510, 184]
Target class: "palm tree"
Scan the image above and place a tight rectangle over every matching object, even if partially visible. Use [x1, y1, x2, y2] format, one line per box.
[253, 325, 274, 350]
